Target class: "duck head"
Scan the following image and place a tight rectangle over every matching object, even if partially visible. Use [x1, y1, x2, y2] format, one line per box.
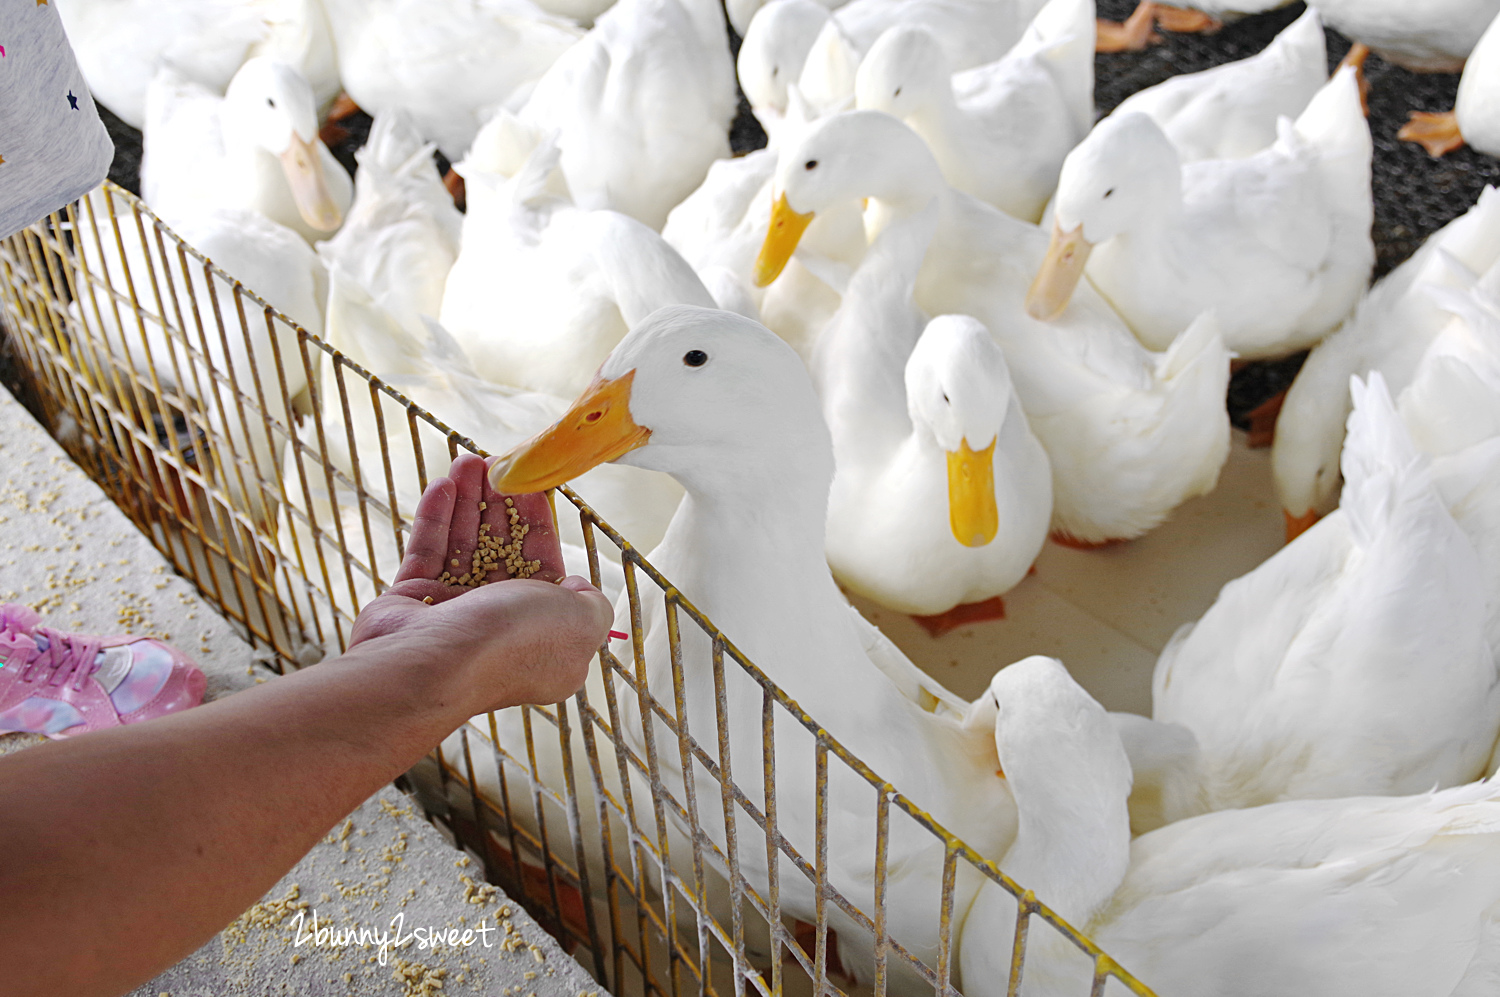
[1027, 112, 1181, 321]
[854, 26, 951, 122]
[738, 0, 832, 121]
[492, 305, 833, 502]
[754, 110, 944, 287]
[905, 315, 1017, 548]
[986, 655, 1132, 926]
[224, 57, 344, 233]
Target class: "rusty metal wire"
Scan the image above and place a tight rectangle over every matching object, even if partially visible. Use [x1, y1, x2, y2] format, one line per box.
[0, 182, 1157, 997]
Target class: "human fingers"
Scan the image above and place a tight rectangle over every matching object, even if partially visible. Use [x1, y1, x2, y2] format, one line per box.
[442, 454, 488, 585]
[394, 476, 457, 583]
[559, 575, 614, 633]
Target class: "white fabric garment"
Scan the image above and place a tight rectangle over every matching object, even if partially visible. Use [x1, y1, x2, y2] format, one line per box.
[0, 1, 113, 240]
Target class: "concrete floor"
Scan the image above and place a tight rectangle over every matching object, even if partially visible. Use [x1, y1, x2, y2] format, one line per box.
[851, 432, 1284, 717]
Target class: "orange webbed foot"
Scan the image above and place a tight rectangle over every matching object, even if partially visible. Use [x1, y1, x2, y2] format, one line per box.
[1153, 5, 1222, 33]
[325, 92, 361, 123]
[318, 92, 362, 147]
[1097, 2, 1161, 52]
[1399, 110, 1466, 157]
[1244, 389, 1286, 449]
[1338, 43, 1372, 115]
[789, 922, 852, 984]
[1050, 531, 1128, 551]
[912, 596, 1007, 638]
[1284, 508, 1320, 544]
[444, 167, 467, 211]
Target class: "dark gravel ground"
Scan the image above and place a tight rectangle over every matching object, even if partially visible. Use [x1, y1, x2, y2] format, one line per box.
[83, 2, 1500, 427]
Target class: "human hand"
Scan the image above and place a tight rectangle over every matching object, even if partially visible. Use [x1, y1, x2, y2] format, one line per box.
[349, 454, 613, 713]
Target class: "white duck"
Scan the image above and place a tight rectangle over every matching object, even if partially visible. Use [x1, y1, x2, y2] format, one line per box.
[1109, 5, 1327, 162]
[55, 0, 341, 129]
[312, 115, 681, 561]
[1397, 276, 1500, 658]
[830, 0, 1051, 72]
[815, 193, 1050, 630]
[728, 0, 841, 35]
[755, 110, 1231, 545]
[316, 111, 463, 332]
[318, 0, 583, 162]
[1106, 0, 1500, 70]
[1307, 0, 1500, 71]
[1272, 186, 1500, 537]
[532, 0, 617, 25]
[1400, 8, 1500, 157]
[795, 16, 863, 116]
[515, 0, 738, 231]
[1152, 373, 1500, 820]
[141, 58, 351, 245]
[73, 183, 325, 528]
[662, 138, 869, 357]
[960, 655, 1500, 997]
[439, 114, 721, 399]
[738, 0, 837, 146]
[852, 0, 1094, 223]
[492, 304, 1023, 989]
[1030, 66, 1373, 359]
[736, 0, 1052, 128]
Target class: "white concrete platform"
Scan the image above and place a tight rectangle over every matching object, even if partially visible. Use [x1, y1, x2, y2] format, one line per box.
[0, 385, 606, 997]
[129, 784, 602, 997]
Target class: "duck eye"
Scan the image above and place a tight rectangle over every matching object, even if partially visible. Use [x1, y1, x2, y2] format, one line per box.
[1103, 187, 1114, 199]
[804, 159, 818, 170]
[267, 97, 276, 108]
[942, 392, 949, 404]
[894, 87, 902, 97]
[683, 350, 708, 367]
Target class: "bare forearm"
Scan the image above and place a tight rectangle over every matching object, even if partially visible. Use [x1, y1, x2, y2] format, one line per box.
[0, 635, 467, 997]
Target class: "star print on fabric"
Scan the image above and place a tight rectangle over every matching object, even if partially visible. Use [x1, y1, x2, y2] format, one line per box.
[0, 155, 7, 166]
[66, 91, 78, 110]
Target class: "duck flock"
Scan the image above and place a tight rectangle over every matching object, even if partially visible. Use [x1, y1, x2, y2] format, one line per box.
[51, 0, 1500, 992]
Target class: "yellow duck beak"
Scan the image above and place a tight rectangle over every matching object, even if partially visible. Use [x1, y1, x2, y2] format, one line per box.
[1026, 223, 1093, 321]
[490, 371, 651, 494]
[279, 131, 343, 232]
[753, 192, 815, 288]
[947, 437, 999, 548]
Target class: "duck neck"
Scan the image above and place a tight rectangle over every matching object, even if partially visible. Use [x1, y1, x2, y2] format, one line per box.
[816, 200, 939, 461]
[655, 428, 839, 615]
[838, 117, 949, 245]
[218, 108, 287, 219]
[900, 94, 964, 176]
[999, 738, 1132, 932]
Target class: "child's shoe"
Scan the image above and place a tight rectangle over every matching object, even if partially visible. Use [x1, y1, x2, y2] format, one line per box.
[0, 603, 207, 738]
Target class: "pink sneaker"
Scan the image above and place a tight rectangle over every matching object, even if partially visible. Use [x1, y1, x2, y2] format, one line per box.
[0, 604, 207, 738]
